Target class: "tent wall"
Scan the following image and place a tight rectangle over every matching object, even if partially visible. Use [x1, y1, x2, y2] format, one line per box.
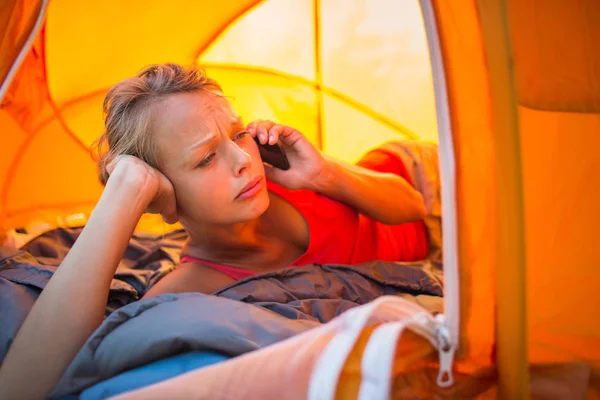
[433, 0, 497, 373]
[0, 0, 262, 230]
[507, 0, 600, 387]
[1, 0, 438, 232]
[436, 0, 600, 396]
[0, 0, 44, 87]
[0, 0, 101, 232]
[437, 0, 600, 389]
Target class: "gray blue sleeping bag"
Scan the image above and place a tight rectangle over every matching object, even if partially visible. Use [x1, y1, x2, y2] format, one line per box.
[0, 227, 444, 398]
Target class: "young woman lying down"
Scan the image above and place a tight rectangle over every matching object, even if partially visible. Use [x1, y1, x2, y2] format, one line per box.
[0, 63, 428, 399]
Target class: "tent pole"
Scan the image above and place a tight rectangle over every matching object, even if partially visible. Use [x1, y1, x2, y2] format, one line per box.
[476, 0, 529, 398]
[313, 0, 324, 151]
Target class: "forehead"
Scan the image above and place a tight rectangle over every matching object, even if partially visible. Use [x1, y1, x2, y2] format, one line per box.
[155, 91, 238, 137]
[151, 91, 240, 156]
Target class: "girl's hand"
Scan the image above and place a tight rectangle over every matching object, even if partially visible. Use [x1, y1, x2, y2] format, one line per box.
[247, 120, 327, 191]
[106, 155, 178, 224]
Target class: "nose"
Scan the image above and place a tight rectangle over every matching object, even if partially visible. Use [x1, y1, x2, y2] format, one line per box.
[229, 141, 252, 177]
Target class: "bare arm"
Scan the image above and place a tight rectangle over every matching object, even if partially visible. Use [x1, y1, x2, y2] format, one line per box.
[248, 121, 426, 226]
[313, 155, 426, 225]
[0, 157, 176, 400]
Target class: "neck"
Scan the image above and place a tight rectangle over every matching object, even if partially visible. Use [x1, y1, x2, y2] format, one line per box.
[181, 214, 270, 264]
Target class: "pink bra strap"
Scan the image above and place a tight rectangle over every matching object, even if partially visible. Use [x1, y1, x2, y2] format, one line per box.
[180, 256, 257, 281]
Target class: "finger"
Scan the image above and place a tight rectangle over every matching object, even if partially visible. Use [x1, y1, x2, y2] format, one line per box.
[258, 130, 268, 144]
[257, 121, 275, 144]
[148, 191, 178, 224]
[161, 205, 179, 225]
[268, 125, 284, 145]
[268, 125, 281, 145]
[160, 185, 179, 224]
[273, 126, 303, 148]
[246, 120, 260, 137]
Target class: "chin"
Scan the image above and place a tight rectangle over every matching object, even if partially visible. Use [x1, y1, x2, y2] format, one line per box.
[246, 190, 270, 218]
[226, 193, 269, 225]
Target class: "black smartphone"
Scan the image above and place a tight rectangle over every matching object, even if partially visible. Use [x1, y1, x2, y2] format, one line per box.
[254, 136, 290, 170]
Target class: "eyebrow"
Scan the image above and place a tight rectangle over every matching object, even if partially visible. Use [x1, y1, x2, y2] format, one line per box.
[186, 117, 244, 156]
[188, 134, 217, 154]
[232, 116, 244, 128]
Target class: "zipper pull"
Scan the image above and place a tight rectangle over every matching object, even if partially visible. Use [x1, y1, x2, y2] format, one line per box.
[434, 314, 455, 387]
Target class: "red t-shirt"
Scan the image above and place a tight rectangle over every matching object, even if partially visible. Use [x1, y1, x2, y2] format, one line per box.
[181, 149, 428, 280]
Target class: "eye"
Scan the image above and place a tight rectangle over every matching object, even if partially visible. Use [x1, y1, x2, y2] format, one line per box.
[234, 130, 249, 141]
[196, 153, 215, 168]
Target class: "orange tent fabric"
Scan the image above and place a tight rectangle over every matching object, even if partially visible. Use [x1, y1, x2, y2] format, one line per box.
[1, 0, 600, 398]
[1, 0, 438, 231]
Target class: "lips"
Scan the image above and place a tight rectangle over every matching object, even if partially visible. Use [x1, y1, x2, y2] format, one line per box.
[236, 176, 264, 200]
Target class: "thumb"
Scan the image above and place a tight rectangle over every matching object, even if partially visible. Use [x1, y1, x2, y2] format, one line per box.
[161, 201, 179, 225]
[159, 187, 179, 225]
[264, 164, 282, 182]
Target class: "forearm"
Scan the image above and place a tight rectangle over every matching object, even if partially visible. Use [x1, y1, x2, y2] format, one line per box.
[313, 156, 426, 225]
[0, 174, 151, 400]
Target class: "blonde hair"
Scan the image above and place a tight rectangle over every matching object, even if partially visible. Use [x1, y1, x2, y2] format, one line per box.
[95, 63, 223, 184]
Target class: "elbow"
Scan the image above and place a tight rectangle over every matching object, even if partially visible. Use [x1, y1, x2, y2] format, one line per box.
[384, 192, 427, 225]
[401, 198, 426, 225]
[413, 193, 427, 221]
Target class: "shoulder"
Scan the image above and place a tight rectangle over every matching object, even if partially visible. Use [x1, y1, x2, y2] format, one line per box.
[266, 179, 329, 208]
[142, 262, 234, 299]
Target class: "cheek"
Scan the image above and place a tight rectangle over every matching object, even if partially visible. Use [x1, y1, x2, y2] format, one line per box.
[175, 171, 232, 215]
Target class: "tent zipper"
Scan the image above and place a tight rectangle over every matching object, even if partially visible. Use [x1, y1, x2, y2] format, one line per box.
[433, 313, 456, 387]
[419, 0, 461, 383]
